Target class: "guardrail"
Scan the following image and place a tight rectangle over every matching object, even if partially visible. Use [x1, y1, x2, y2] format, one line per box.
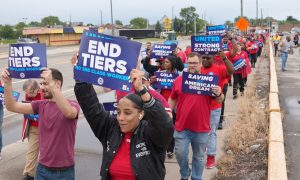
[268, 41, 288, 180]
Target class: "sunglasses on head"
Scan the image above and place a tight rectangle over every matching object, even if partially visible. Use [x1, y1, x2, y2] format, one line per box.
[202, 56, 212, 60]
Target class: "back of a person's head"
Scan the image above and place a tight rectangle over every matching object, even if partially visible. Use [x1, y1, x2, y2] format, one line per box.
[50, 68, 63, 87]
[166, 55, 184, 72]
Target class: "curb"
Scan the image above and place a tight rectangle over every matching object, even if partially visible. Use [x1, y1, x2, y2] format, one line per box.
[267, 41, 288, 180]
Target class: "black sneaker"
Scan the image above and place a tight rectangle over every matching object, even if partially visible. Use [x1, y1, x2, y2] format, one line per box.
[218, 122, 223, 130]
[167, 152, 173, 159]
[233, 95, 238, 100]
[23, 175, 34, 180]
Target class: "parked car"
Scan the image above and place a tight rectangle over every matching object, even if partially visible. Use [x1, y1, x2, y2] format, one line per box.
[17, 38, 38, 44]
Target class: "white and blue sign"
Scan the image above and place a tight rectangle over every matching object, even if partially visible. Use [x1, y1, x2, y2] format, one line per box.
[222, 43, 229, 51]
[233, 58, 247, 71]
[0, 86, 21, 105]
[8, 44, 47, 79]
[152, 72, 179, 90]
[206, 25, 227, 35]
[151, 44, 176, 59]
[24, 114, 39, 121]
[191, 35, 222, 55]
[181, 72, 219, 96]
[103, 101, 118, 116]
[74, 30, 142, 92]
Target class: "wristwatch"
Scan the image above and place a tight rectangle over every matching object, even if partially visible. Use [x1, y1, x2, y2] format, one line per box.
[135, 86, 148, 96]
[222, 56, 228, 61]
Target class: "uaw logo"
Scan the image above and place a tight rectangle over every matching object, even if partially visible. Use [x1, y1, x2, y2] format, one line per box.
[208, 72, 214, 75]
[20, 73, 25, 78]
[97, 77, 104, 85]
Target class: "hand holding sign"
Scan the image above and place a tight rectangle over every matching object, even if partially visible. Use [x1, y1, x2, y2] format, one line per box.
[211, 86, 222, 97]
[1, 68, 12, 84]
[71, 52, 79, 66]
[129, 69, 144, 92]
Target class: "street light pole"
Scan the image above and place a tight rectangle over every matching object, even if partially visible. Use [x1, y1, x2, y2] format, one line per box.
[100, 9, 103, 26]
[110, 0, 115, 36]
[241, 0, 243, 17]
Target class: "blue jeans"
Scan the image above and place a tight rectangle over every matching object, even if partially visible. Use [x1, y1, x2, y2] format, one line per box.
[281, 52, 288, 70]
[0, 104, 3, 153]
[174, 130, 208, 180]
[207, 108, 222, 156]
[36, 163, 75, 180]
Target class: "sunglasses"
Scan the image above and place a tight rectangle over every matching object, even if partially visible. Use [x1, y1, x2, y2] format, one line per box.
[202, 56, 212, 60]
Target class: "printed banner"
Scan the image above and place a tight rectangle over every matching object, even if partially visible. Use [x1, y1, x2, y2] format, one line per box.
[233, 58, 247, 71]
[74, 30, 142, 92]
[0, 86, 21, 105]
[152, 72, 179, 90]
[151, 44, 176, 59]
[103, 101, 118, 116]
[222, 43, 229, 51]
[191, 35, 222, 55]
[206, 25, 227, 35]
[181, 72, 219, 96]
[8, 43, 47, 79]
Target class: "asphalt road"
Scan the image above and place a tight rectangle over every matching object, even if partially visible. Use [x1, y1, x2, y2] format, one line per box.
[0, 39, 191, 179]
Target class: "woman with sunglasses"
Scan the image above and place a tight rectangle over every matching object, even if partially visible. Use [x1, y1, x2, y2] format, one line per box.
[74, 69, 174, 180]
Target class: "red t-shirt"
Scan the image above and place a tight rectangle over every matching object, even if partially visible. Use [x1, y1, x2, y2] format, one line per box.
[25, 91, 44, 127]
[31, 100, 80, 167]
[185, 47, 192, 57]
[201, 64, 227, 110]
[109, 132, 135, 180]
[246, 41, 259, 54]
[170, 76, 213, 132]
[177, 51, 187, 63]
[228, 51, 248, 75]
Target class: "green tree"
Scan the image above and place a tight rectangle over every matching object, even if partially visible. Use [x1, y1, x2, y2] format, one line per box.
[28, 21, 41, 27]
[286, 16, 298, 23]
[155, 21, 162, 33]
[41, 16, 63, 27]
[15, 22, 26, 38]
[179, 6, 199, 35]
[173, 17, 185, 33]
[115, 20, 123, 26]
[234, 16, 249, 23]
[196, 18, 206, 32]
[225, 20, 234, 27]
[0, 25, 15, 39]
[130, 17, 147, 29]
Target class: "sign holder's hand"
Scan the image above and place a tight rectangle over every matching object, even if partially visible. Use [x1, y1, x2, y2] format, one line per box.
[1, 68, 12, 84]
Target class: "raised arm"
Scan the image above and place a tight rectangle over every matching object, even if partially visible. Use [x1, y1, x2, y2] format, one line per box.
[1, 69, 34, 114]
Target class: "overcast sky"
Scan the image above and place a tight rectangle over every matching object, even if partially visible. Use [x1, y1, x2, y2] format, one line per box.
[1, 0, 300, 26]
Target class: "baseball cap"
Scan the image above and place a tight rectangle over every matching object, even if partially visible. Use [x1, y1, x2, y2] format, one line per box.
[142, 71, 150, 81]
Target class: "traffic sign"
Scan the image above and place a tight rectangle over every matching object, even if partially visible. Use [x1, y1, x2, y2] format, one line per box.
[235, 17, 249, 31]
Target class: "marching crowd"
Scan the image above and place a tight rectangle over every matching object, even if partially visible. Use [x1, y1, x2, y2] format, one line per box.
[0, 30, 281, 180]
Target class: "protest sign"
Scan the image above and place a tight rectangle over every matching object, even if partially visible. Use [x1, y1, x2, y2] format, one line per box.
[206, 25, 227, 35]
[181, 71, 219, 96]
[191, 35, 222, 55]
[8, 43, 47, 79]
[74, 30, 142, 92]
[152, 71, 178, 90]
[151, 44, 176, 59]
[103, 101, 118, 116]
[24, 114, 39, 121]
[0, 86, 20, 105]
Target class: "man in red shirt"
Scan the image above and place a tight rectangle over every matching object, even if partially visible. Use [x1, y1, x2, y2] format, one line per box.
[246, 37, 259, 68]
[22, 80, 44, 180]
[168, 52, 224, 180]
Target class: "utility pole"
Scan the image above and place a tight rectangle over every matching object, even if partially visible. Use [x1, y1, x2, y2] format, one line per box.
[100, 10, 103, 26]
[241, 0, 243, 17]
[172, 6, 174, 30]
[110, 0, 114, 36]
[256, 0, 259, 26]
[69, 14, 72, 26]
[261, 8, 263, 27]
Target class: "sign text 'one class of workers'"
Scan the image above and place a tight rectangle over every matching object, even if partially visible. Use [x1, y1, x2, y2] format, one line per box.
[181, 71, 219, 96]
[73, 30, 142, 92]
[8, 43, 47, 79]
[191, 35, 222, 55]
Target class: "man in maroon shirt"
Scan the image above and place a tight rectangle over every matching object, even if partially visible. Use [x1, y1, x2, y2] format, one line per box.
[1, 68, 80, 180]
